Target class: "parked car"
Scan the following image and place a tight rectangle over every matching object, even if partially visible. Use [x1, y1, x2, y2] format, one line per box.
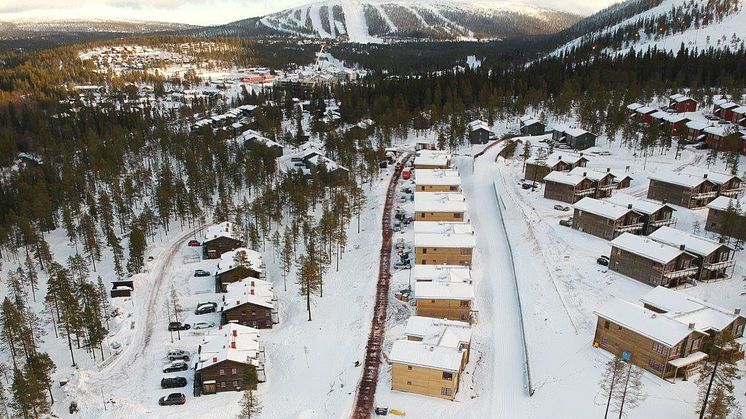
[167, 349, 190, 361]
[597, 256, 610, 266]
[163, 361, 189, 373]
[147, 256, 155, 262]
[161, 377, 188, 389]
[192, 321, 215, 330]
[553, 204, 570, 211]
[521, 183, 534, 190]
[194, 302, 217, 315]
[559, 218, 573, 227]
[168, 322, 190, 332]
[193, 269, 210, 277]
[158, 393, 186, 406]
[694, 142, 708, 150]
[393, 261, 411, 270]
[393, 220, 402, 232]
[187, 240, 201, 247]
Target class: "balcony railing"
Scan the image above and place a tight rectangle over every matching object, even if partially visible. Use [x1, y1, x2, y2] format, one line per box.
[615, 223, 645, 233]
[704, 260, 735, 271]
[650, 218, 675, 227]
[663, 266, 699, 280]
[720, 187, 745, 197]
[691, 191, 718, 200]
[598, 183, 617, 191]
[575, 187, 596, 197]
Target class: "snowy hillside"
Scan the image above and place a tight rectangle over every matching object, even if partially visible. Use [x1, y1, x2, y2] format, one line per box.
[0, 18, 199, 38]
[209, 0, 580, 43]
[550, 0, 746, 57]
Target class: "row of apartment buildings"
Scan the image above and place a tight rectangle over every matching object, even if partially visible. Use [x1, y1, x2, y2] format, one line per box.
[389, 159, 477, 401]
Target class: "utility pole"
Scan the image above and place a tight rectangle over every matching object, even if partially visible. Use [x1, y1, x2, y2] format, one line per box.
[698, 348, 721, 419]
[617, 365, 632, 419]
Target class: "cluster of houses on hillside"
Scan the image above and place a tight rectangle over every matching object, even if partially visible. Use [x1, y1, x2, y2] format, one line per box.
[627, 94, 746, 154]
[594, 286, 745, 381]
[190, 104, 257, 133]
[193, 222, 278, 394]
[388, 153, 478, 401]
[284, 143, 350, 182]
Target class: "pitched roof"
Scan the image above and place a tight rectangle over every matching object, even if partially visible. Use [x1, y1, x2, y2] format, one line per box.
[404, 316, 472, 348]
[680, 168, 741, 185]
[414, 227, 476, 249]
[610, 233, 684, 264]
[415, 169, 461, 186]
[594, 298, 695, 347]
[389, 340, 463, 372]
[414, 192, 467, 214]
[414, 150, 451, 167]
[543, 171, 586, 186]
[413, 222, 474, 235]
[568, 167, 614, 182]
[640, 286, 743, 333]
[526, 151, 589, 167]
[626, 103, 644, 111]
[413, 264, 472, 283]
[223, 277, 275, 310]
[217, 248, 264, 276]
[197, 323, 262, 370]
[573, 197, 637, 220]
[203, 221, 240, 243]
[648, 172, 710, 189]
[607, 193, 673, 216]
[706, 196, 745, 214]
[648, 226, 729, 257]
[416, 280, 474, 300]
[468, 120, 491, 132]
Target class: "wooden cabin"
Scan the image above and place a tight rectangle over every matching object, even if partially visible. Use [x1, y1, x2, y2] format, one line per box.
[415, 169, 461, 192]
[519, 116, 546, 136]
[215, 248, 264, 292]
[685, 120, 709, 144]
[414, 266, 474, 322]
[681, 169, 743, 199]
[413, 222, 475, 266]
[543, 171, 596, 204]
[196, 323, 265, 394]
[203, 222, 244, 259]
[568, 167, 617, 199]
[703, 125, 743, 152]
[553, 127, 597, 150]
[468, 120, 492, 144]
[647, 173, 718, 209]
[389, 317, 472, 400]
[414, 192, 467, 222]
[705, 196, 746, 241]
[648, 226, 735, 281]
[524, 152, 589, 183]
[608, 193, 676, 235]
[632, 106, 657, 124]
[594, 298, 709, 381]
[669, 94, 698, 113]
[414, 150, 451, 169]
[572, 197, 644, 240]
[221, 278, 278, 329]
[640, 286, 745, 356]
[609, 233, 698, 287]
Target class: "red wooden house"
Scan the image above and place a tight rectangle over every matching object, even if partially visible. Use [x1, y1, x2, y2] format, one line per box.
[669, 94, 698, 113]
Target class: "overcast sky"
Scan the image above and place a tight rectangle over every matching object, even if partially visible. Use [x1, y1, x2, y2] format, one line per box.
[0, 0, 621, 26]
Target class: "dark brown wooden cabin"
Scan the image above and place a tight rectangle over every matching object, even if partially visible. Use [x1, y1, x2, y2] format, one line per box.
[204, 236, 244, 260]
[609, 233, 698, 287]
[572, 198, 644, 240]
[199, 359, 257, 394]
[647, 174, 718, 209]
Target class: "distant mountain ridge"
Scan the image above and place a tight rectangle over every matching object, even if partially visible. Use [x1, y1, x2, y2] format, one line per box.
[0, 19, 198, 37]
[194, 0, 581, 43]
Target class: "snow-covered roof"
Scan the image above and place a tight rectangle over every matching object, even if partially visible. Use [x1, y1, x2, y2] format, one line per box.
[223, 277, 275, 310]
[732, 106, 746, 115]
[670, 94, 696, 103]
[413, 221, 474, 235]
[526, 151, 588, 167]
[626, 103, 644, 111]
[686, 120, 710, 131]
[662, 113, 688, 124]
[610, 233, 683, 264]
[203, 221, 240, 243]
[415, 169, 461, 187]
[718, 102, 739, 110]
[648, 172, 710, 188]
[648, 226, 728, 257]
[635, 106, 656, 114]
[217, 248, 264, 276]
[519, 115, 543, 127]
[568, 167, 614, 182]
[197, 323, 262, 370]
[594, 299, 696, 347]
[416, 280, 474, 300]
[468, 119, 491, 132]
[543, 171, 586, 186]
[414, 150, 451, 167]
[414, 192, 467, 214]
[565, 127, 593, 137]
[414, 227, 476, 249]
[607, 193, 672, 216]
[704, 125, 737, 137]
[706, 196, 745, 214]
[573, 197, 637, 220]
[404, 316, 472, 348]
[413, 264, 472, 283]
[681, 168, 740, 185]
[389, 340, 463, 372]
[640, 287, 742, 333]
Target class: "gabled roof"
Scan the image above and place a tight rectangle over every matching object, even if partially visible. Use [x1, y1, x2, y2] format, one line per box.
[543, 171, 586, 186]
[648, 172, 711, 189]
[594, 298, 696, 347]
[681, 168, 741, 185]
[416, 280, 474, 300]
[706, 196, 745, 214]
[565, 127, 594, 138]
[203, 221, 240, 243]
[413, 264, 472, 283]
[648, 226, 730, 258]
[635, 106, 657, 114]
[405, 316, 472, 348]
[414, 226, 476, 249]
[415, 169, 461, 187]
[640, 286, 743, 333]
[670, 94, 696, 103]
[607, 193, 673, 216]
[626, 103, 644, 111]
[526, 151, 589, 167]
[223, 277, 275, 310]
[610, 233, 684, 264]
[568, 167, 614, 182]
[217, 248, 264, 276]
[468, 120, 491, 132]
[686, 120, 710, 131]
[414, 150, 451, 167]
[413, 221, 474, 235]
[414, 192, 467, 214]
[197, 323, 261, 371]
[389, 340, 463, 372]
[574, 197, 638, 220]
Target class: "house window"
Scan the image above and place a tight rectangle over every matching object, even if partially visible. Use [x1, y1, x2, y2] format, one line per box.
[407, 366, 413, 371]
[442, 372, 453, 381]
[422, 248, 427, 254]
[648, 359, 664, 372]
[453, 213, 460, 219]
[251, 311, 257, 316]
[692, 338, 702, 350]
[460, 300, 470, 307]
[406, 381, 412, 386]
[652, 342, 668, 355]
[431, 300, 436, 303]
[604, 320, 610, 329]
[441, 387, 453, 397]
[734, 323, 744, 337]
[220, 381, 226, 388]
[601, 337, 608, 345]
[231, 368, 238, 375]
[219, 369, 225, 376]
[233, 381, 239, 388]
[460, 249, 472, 255]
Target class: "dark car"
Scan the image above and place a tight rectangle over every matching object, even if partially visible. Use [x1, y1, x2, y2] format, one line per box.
[187, 240, 201, 247]
[163, 361, 189, 373]
[161, 377, 188, 389]
[597, 256, 610, 266]
[521, 183, 533, 190]
[194, 302, 217, 315]
[168, 322, 190, 332]
[194, 269, 211, 277]
[158, 393, 186, 406]
[559, 218, 573, 227]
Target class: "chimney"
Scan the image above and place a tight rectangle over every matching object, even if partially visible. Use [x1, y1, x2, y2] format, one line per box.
[250, 289, 255, 295]
[580, 152, 584, 157]
[232, 330, 237, 337]
[688, 322, 696, 330]
[735, 308, 742, 315]
[236, 300, 240, 305]
[583, 172, 587, 177]
[628, 204, 633, 209]
[607, 168, 611, 173]
[231, 341, 236, 349]
[662, 199, 667, 204]
[679, 244, 686, 251]
[558, 155, 562, 160]
[212, 356, 217, 363]
[703, 173, 708, 179]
